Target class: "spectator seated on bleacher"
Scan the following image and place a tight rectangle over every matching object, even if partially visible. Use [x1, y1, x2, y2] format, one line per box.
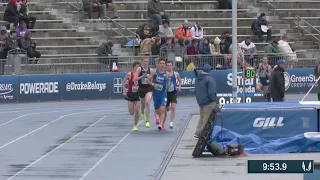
[140, 37, 155, 54]
[20, 31, 41, 63]
[229, 41, 251, 68]
[264, 40, 281, 65]
[186, 39, 199, 68]
[136, 23, 153, 42]
[222, 30, 232, 44]
[16, 20, 28, 40]
[18, 0, 36, 29]
[199, 38, 210, 55]
[4, 28, 18, 57]
[158, 20, 173, 39]
[160, 37, 173, 56]
[251, 13, 272, 42]
[239, 37, 257, 65]
[3, 0, 22, 28]
[0, 26, 7, 75]
[190, 21, 203, 41]
[209, 37, 220, 55]
[278, 35, 297, 67]
[100, 0, 119, 19]
[97, 41, 118, 69]
[151, 37, 161, 56]
[147, 0, 170, 34]
[82, 0, 105, 19]
[175, 20, 192, 45]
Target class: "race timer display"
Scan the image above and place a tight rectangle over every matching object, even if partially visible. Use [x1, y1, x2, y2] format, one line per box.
[244, 67, 256, 78]
[216, 93, 265, 105]
[248, 160, 314, 173]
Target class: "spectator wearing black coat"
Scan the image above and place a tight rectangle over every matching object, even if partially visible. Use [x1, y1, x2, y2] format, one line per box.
[3, 0, 20, 28]
[19, 0, 36, 29]
[136, 23, 153, 41]
[20, 31, 41, 63]
[251, 13, 272, 42]
[270, 59, 288, 102]
[151, 37, 161, 56]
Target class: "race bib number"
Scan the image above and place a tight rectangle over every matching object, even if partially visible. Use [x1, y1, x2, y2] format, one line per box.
[155, 84, 163, 91]
[141, 77, 148, 84]
[132, 85, 139, 92]
[167, 82, 174, 92]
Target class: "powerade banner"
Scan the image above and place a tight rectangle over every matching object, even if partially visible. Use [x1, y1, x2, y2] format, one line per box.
[0, 68, 316, 103]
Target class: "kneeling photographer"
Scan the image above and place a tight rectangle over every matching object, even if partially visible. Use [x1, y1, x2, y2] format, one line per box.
[194, 64, 217, 138]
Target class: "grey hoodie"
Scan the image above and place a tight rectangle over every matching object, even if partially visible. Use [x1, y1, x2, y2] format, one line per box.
[195, 72, 217, 107]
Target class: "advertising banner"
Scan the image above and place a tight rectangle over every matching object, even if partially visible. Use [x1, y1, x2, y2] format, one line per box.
[285, 68, 316, 94]
[108, 72, 127, 100]
[18, 75, 62, 102]
[0, 76, 18, 103]
[221, 108, 318, 139]
[61, 73, 109, 100]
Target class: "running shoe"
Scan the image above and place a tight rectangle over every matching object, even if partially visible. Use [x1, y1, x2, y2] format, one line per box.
[133, 126, 138, 131]
[145, 121, 150, 128]
[155, 119, 160, 125]
[158, 125, 162, 130]
[162, 124, 166, 130]
[141, 113, 146, 121]
[170, 122, 173, 129]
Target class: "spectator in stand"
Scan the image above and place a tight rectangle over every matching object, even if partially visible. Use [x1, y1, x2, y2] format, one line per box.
[251, 13, 272, 42]
[136, 23, 153, 41]
[20, 31, 41, 63]
[16, 21, 28, 40]
[190, 21, 203, 41]
[160, 37, 173, 54]
[219, 37, 230, 55]
[18, 0, 36, 29]
[97, 41, 119, 69]
[199, 38, 210, 55]
[175, 20, 192, 44]
[0, 26, 7, 75]
[158, 20, 174, 38]
[3, 0, 21, 28]
[222, 31, 232, 44]
[209, 37, 220, 55]
[151, 37, 161, 56]
[265, 40, 281, 65]
[147, 0, 170, 34]
[278, 35, 297, 67]
[239, 37, 257, 65]
[99, 0, 119, 19]
[4, 28, 18, 58]
[82, 0, 105, 19]
[187, 39, 199, 55]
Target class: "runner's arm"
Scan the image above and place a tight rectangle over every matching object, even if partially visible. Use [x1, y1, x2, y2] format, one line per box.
[166, 72, 171, 90]
[133, 67, 144, 81]
[122, 73, 130, 92]
[146, 69, 156, 85]
[257, 63, 262, 78]
[176, 72, 182, 91]
[267, 65, 272, 77]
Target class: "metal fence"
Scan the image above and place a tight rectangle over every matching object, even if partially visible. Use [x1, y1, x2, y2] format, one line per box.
[0, 55, 159, 75]
[160, 47, 319, 70]
[0, 52, 318, 75]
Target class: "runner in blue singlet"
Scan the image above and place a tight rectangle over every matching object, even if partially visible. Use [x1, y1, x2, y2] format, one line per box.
[147, 58, 170, 131]
[256, 56, 272, 101]
[165, 61, 182, 129]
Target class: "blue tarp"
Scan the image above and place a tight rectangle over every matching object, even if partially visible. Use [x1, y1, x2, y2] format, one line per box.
[210, 126, 320, 154]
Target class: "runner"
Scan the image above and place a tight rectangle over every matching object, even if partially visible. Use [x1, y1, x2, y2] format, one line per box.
[122, 61, 142, 131]
[134, 57, 152, 128]
[165, 61, 182, 129]
[256, 56, 272, 101]
[147, 58, 171, 130]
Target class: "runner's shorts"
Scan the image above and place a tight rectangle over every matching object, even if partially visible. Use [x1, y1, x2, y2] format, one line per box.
[259, 77, 270, 86]
[153, 93, 167, 109]
[127, 92, 140, 102]
[166, 91, 177, 106]
[139, 89, 152, 98]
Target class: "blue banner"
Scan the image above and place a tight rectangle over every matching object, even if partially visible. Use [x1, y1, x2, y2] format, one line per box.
[0, 68, 316, 103]
[0, 76, 18, 103]
[61, 73, 109, 100]
[18, 75, 61, 102]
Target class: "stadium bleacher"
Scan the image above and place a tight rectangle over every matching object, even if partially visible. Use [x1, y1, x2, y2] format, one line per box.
[0, 0, 319, 73]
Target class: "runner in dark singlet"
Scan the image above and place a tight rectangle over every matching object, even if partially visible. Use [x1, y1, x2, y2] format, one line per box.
[256, 56, 272, 101]
[134, 57, 153, 128]
[122, 61, 142, 131]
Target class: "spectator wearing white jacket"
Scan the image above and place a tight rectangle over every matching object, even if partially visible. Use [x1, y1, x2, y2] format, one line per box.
[190, 21, 203, 40]
[278, 35, 296, 67]
[239, 37, 257, 64]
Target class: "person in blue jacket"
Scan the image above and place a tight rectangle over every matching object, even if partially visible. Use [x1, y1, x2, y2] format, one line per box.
[194, 64, 217, 138]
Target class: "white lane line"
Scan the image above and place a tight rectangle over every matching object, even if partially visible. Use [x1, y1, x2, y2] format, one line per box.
[0, 106, 123, 128]
[78, 120, 144, 180]
[6, 115, 107, 180]
[0, 109, 107, 150]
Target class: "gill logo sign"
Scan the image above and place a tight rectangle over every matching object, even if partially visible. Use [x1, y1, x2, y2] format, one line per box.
[253, 117, 284, 129]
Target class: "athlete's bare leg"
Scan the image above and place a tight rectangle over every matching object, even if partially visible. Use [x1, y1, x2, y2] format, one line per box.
[128, 101, 134, 115]
[140, 97, 146, 114]
[144, 92, 152, 122]
[159, 106, 166, 126]
[264, 86, 270, 102]
[170, 103, 176, 122]
[256, 82, 263, 92]
[134, 101, 141, 126]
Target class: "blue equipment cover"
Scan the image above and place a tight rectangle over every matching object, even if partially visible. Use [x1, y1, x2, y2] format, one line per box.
[220, 102, 319, 139]
[210, 126, 320, 154]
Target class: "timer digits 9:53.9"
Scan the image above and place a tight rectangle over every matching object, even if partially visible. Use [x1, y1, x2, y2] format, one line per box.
[248, 160, 314, 174]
